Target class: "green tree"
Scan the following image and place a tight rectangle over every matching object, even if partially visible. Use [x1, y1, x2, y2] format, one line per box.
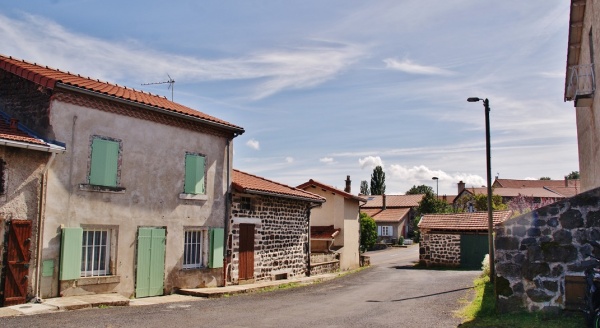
[370, 166, 386, 195]
[406, 184, 434, 195]
[539, 177, 551, 180]
[416, 190, 451, 215]
[473, 193, 507, 211]
[565, 171, 580, 180]
[360, 180, 370, 195]
[359, 212, 377, 252]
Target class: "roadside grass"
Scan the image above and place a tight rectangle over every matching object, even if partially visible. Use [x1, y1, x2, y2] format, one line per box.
[457, 275, 585, 327]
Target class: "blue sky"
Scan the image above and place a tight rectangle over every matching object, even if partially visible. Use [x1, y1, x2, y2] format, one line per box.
[1, 1, 577, 195]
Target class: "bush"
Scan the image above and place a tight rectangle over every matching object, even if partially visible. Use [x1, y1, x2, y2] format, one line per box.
[397, 236, 405, 245]
[481, 254, 490, 278]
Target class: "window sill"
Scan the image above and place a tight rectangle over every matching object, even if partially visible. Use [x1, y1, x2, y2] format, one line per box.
[181, 266, 208, 271]
[179, 193, 208, 201]
[79, 184, 126, 193]
[77, 275, 120, 286]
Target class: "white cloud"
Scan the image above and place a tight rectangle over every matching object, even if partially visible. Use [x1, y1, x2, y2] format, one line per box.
[285, 157, 294, 163]
[383, 58, 453, 76]
[246, 139, 260, 150]
[319, 157, 335, 164]
[388, 164, 486, 193]
[358, 156, 383, 169]
[0, 14, 364, 100]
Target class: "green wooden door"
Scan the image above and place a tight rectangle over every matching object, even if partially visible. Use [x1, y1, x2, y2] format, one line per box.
[460, 234, 489, 269]
[136, 227, 166, 298]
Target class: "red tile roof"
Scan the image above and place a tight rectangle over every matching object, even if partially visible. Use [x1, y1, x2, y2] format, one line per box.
[418, 210, 512, 232]
[361, 208, 410, 223]
[310, 226, 340, 240]
[360, 194, 424, 208]
[462, 187, 564, 198]
[0, 54, 243, 133]
[297, 179, 367, 203]
[493, 178, 579, 189]
[232, 169, 325, 203]
[0, 117, 65, 152]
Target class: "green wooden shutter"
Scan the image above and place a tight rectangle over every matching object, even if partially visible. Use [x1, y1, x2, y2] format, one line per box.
[90, 138, 119, 187]
[209, 228, 224, 268]
[60, 227, 83, 280]
[136, 228, 166, 298]
[185, 154, 206, 194]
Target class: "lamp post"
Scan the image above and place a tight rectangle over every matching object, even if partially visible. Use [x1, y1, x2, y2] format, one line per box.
[467, 97, 495, 280]
[432, 177, 439, 198]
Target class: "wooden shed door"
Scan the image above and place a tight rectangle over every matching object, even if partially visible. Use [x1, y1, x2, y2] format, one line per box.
[238, 224, 255, 281]
[135, 228, 166, 298]
[460, 234, 489, 269]
[2, 220, 32, 306]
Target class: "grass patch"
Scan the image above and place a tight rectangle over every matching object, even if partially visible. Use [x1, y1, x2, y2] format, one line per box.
[457, 275, 585, 327]
[259, 282, 301, 293]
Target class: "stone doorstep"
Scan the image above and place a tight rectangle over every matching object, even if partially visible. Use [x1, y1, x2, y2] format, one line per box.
[42, 294, 129, 311]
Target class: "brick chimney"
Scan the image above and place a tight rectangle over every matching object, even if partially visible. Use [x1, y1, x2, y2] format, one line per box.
[458, 181, 465, 194]
[9, 118, 18, 131]
[344, 175, 351, 193]
[382, 194, 386, 210]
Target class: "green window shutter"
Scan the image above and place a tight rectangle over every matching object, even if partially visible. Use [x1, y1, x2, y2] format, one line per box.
[185, 154, 206, 194]
[60, 227, 83, 280]
[209, 228, 224, 268]
[90, 138, 119, 187]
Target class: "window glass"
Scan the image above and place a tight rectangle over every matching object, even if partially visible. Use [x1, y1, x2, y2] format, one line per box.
[81, 229, 111, 277]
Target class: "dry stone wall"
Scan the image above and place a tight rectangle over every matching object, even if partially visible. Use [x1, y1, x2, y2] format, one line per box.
[230, 193, 310, 284]
[419, 233, 461, 267]
[495, 187, 600, 313]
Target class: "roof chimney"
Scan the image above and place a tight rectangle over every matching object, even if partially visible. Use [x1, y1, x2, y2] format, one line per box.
[344, 175, 351, 193]
[382, 194, 386, 210]
[564, 177, 568, 187]
[9, 118, 18, 131]
[458, 181, 465, 194]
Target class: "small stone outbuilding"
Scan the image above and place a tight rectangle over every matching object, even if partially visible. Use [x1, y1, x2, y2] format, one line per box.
[418, 211, 512, 268]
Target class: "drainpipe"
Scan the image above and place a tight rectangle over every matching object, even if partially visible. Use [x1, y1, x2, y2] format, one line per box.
[34, 152, 57, 302]
[223, 133, 239, 287]
[306, 202, 322, 277]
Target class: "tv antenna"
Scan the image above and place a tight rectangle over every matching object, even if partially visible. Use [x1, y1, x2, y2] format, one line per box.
[142, 74, 175, 101]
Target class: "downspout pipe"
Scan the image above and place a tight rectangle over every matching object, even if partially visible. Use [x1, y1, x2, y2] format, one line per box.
[306, 202, 322, 277]
[34, 152, 57, 302]
[223, 133, 240, 286]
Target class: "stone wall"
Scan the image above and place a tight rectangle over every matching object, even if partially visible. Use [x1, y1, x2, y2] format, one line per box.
[495, 187, 600, 313]
[230, 193, 310, 284]
[310, 252, 340, 275]
[419, 233, 461, 267]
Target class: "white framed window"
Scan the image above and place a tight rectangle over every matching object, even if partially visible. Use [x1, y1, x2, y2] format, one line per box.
[378, 226, 392, 237]
[183, 228, 209, 269]
[81, 228, 111, 277]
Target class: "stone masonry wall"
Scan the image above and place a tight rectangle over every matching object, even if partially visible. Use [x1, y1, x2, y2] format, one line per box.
[495, 187, 600, 313]
[310, 252, 340, 275]
[419, 233, 461, 267]
[230, 193, 310, 284]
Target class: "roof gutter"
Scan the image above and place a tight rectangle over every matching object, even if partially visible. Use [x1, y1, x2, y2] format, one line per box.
[0, 138, 65, 153]
[56, 83, 245, 136]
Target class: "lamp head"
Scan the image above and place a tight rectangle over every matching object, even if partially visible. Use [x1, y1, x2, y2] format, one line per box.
[467, 97, 481, 102]
[432, 177, 439, 180]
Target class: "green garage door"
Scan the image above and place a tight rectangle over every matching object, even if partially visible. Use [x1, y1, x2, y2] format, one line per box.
[460, 234, 489, 269]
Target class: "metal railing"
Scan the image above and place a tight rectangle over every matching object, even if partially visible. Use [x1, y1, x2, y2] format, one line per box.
[566, 63, 595, 100]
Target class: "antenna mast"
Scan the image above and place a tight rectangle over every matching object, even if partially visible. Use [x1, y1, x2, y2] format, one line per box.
[142, 74, 175, 101]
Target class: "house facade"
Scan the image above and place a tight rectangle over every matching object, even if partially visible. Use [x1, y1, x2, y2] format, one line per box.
[0, 55, 244, 300]
[297, 177, 366, 271]
[229, 169, 324, 284]
[360, 194, 423, 243]
[0, 116, 65, 306]
[565, 0, 600, 191]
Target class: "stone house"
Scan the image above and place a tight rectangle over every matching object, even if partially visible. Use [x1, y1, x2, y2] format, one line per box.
[0, 114, 65, 306]
[418, 210, 512, 268]
[565, 0, 600, 192]
[297, 176, 366, 272]
[0, 54, 244, 300]
[229, 169, 325, 284]
[360, 194, 423, 243]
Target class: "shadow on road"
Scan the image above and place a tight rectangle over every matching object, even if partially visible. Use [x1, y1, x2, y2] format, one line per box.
[389, 265, 481, 272]
[365, 286, 474, 303]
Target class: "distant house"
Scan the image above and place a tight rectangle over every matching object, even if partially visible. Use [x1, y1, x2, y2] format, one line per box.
[0, 54, 244, 301]
[0, 114, 65, 306]
[360, 194, 423, 243]
[297, 176, 366, 272]
[418, 210, 512, 268]
[230, 169, 325, 284]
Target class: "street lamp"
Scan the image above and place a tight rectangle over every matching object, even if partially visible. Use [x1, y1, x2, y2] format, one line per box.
[432, 177, 439, 198]
[467, 97, 495, 280]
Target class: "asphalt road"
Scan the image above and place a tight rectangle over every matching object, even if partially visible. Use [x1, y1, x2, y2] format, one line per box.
[1, 246, 480, 328]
